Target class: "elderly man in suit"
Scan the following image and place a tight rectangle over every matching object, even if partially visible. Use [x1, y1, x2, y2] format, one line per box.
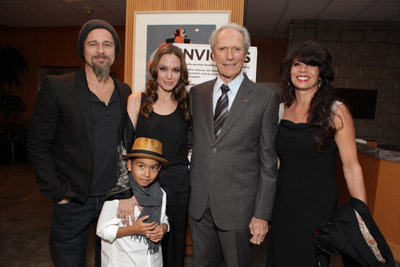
[188, 23, 279, 266]
[28, 19, 131, 266]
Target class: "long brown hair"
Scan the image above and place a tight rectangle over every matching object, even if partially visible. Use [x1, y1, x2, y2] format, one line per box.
[281, 41, 337, 151]
[141, 44, 191, 128]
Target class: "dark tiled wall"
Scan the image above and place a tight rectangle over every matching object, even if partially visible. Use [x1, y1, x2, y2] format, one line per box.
[287, 20, 400, 146]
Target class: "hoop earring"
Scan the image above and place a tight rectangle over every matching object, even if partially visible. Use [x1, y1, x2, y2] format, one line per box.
[318, 80, 322, 88]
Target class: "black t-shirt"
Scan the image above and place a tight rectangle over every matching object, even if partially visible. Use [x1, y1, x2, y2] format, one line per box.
[89, 87, 121, 196]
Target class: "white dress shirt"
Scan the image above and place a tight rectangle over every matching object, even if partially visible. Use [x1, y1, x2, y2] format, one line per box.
[212, 72, 245, 115]
[97, 189, 169, 267]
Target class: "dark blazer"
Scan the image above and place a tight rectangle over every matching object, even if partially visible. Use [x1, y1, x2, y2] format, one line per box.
[28, 70, 131, 203]
[188, 76, 279, 230]
[330, 197, 395, 267]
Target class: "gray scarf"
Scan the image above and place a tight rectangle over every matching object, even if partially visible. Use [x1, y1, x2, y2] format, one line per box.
[130, 173, 163, 254]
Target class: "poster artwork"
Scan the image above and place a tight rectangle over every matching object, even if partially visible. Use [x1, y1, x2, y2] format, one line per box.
[146, 24, 216, 81]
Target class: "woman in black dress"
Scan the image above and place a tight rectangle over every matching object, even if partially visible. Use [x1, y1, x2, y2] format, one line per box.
[267, 41, 367, 266]
[119, 44, 191, 267]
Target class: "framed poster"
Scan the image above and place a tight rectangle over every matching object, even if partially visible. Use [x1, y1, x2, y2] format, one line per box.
[133, 11, 230, 91]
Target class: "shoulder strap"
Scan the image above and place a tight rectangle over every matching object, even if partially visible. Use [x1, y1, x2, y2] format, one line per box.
[278, 103, 284, 123]
[331, 100, 343, 112]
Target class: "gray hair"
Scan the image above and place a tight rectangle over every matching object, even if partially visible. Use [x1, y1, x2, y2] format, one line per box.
[209, 23, 251, 53]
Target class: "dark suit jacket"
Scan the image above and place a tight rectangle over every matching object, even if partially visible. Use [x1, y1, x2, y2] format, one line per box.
[188, 76, 279, 230]
[28, 70, 131, 203]
[330, 197, 395, 267]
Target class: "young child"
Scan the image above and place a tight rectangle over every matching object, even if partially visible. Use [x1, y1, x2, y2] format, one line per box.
[97, 137, 169, 266]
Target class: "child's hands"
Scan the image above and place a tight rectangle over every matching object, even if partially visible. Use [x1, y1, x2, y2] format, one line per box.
[131, 216, 157, 235]
[147, 224, 168, 243]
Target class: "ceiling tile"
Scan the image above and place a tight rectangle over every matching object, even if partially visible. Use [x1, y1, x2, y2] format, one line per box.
[0, 0, 399, 38]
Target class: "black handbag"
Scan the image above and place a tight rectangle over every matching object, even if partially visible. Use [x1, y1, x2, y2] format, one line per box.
[314, 221, 339, 256]
[314, 221, 339, 267]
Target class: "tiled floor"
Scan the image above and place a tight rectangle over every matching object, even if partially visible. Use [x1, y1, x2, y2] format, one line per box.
[0, 163, 398, 266]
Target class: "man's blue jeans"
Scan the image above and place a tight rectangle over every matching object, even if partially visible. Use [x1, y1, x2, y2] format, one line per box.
[49, 196, 105, 267]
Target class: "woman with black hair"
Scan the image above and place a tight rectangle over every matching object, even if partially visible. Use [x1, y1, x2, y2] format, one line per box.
[267, 41, 367, 266]
[117, 44, 191, 267]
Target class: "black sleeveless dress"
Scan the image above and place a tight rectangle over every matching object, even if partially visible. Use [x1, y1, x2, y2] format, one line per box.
[267, 120, 338, 267]
[135, 93, 189, 267]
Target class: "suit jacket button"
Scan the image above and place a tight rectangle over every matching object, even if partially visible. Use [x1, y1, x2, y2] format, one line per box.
[212, 148, 217, 153]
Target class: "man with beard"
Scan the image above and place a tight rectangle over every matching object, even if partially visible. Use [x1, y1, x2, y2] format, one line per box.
[28, 19, 131, 267]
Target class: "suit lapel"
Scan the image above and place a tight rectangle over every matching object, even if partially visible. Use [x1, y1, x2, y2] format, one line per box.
[73, 70, 94, 153]
[114, 79, 130, 136]
[215, 76, 253, 143]
[200, 79, 216, 143]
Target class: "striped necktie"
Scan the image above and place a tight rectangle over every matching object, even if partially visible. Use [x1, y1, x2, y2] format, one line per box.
[214, 84, 230, 138]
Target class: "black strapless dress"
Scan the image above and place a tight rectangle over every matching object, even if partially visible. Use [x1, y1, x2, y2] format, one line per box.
[267, 120, 338, 267]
